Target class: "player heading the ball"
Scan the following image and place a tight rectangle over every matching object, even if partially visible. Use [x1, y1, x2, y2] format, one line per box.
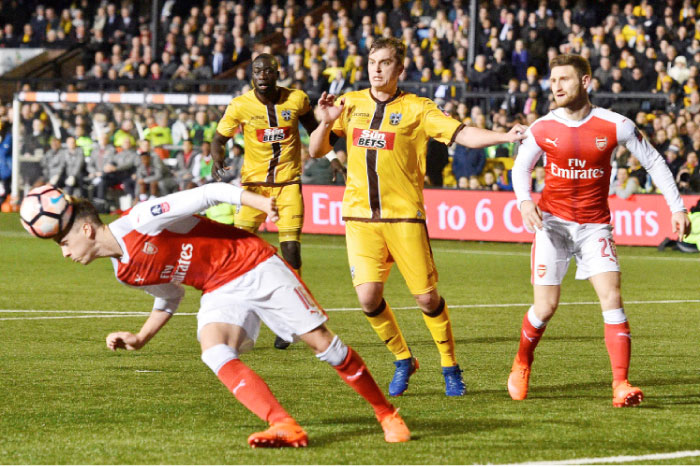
[20, 184, 410, 447]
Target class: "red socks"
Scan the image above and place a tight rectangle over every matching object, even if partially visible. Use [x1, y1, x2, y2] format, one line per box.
[516, 308, 547, 366]
[604, 321, 631, 383]
[333, 347, 394, 420]
[216, 359, 291, 424]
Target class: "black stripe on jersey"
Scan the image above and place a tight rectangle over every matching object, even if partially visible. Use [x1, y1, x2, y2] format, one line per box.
[366, 103, 386, 219]
[266, 103, 282, 183]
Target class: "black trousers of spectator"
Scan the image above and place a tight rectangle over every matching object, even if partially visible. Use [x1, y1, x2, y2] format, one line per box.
[96, 170, 135, 200]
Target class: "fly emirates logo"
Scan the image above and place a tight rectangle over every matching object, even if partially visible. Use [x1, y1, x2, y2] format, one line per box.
[352, 128, 395, 150]
[160, 243, 194, 284]
[550, 158, 605, 180]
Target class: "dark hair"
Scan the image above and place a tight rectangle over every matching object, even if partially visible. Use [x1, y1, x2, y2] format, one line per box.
[253, 53, 280, 69]
[55, 197, 102, 242]
[368, 37, 406, 63]
[549, 53, 592, 78]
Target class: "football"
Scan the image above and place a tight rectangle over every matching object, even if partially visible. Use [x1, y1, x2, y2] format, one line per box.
[19, 185, 74, 239]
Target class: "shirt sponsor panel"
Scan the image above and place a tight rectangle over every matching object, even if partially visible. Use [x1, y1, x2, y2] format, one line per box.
[159, 243, 194, 284]
[256, 127, 291, 143]
[352, 128, 395, 150]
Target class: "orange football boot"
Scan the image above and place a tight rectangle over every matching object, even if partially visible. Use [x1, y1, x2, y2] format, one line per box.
[379, 410, 411, 443]
[247, 418, 309, 448]
[507, 358, 531, 400]
[612, 380, 644, 407]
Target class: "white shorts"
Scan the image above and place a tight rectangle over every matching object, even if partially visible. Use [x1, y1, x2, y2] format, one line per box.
[196, 255, 328, 352]
[531, 213, 620, 286]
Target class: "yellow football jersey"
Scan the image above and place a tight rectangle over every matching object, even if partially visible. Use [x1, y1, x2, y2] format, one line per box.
[217, 87, 311, 185]
[332, 89, 463, 220]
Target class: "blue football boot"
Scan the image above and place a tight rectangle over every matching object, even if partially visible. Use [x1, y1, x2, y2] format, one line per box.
[388, 356, 419, 396]
[442, 365, 466, 396]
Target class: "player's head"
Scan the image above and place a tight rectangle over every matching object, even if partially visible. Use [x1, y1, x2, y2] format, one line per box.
[252, 53, 279, 96]
[55, 197, 104, 265]
[549, 54, 591, 109]
[367, 37, 405, 94]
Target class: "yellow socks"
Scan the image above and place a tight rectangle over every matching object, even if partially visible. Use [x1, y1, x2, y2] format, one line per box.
[364, 300, 412, 360]
[422, 298, 457, 367]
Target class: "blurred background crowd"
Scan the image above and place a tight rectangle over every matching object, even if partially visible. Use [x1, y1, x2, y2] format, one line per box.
[1, 0, 700, 212]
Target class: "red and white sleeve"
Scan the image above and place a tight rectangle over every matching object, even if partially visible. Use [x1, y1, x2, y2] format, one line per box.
[512, 127, 544, 210]
[128, 183, 244, 233]
[618, 119, 686, 213]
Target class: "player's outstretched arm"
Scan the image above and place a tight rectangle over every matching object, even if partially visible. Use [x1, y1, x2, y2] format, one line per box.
[309, 92, 344, 158]
[212, 131, 232, 181]
[241, 189, 280, 223]
[454, 123, 528, 149]
[106, 309, 172, 351]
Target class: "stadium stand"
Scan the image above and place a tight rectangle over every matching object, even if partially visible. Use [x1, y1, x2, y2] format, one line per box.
[1, 0, 700, 210]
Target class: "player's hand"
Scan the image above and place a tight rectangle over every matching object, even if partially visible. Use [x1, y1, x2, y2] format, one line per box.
[506, 124, 528, 143]
[106, 331, 144, 351]
[317, 92, 345, 124]
[266, 197, 280, 223]
[520, 200, 543, 232]
[329, 158, 347, 183]
[671, 211, 691, 240]
[212, 159, 231, 182]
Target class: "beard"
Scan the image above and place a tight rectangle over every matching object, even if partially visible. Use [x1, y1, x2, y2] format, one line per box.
[553, 85, 586, 109]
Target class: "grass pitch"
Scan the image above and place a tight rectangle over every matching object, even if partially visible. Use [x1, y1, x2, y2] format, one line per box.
[1, 212, 700, 464]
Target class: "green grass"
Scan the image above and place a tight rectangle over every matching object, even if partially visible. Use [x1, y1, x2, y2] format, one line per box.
[1, 212, 700, 464]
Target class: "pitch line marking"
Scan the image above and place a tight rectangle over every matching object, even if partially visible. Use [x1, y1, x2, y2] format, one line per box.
[325, 299, 700, 312]
[2, 299, 700, 320]
[512, 449, 700, 465]
[303, 243, 700, 262]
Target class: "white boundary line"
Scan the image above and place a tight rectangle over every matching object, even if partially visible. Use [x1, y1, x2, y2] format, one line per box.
[301, 243, 700, 262]
[2, 299, 700, 320]
[511, 449, 700, 465]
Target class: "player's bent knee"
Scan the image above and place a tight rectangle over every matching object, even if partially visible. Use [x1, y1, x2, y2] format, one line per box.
[415, 291, 440, 313]
[315, 335, 349, 366]
[362, 297, 387, 317]
[356, 284, 384, 313]
[421, 296, 445, 317]
[201, 344, 239, 374]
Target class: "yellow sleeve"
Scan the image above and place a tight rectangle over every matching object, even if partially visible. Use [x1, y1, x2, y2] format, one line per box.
[422, 99, 462, 145]
[330, 94, 347, 137]
[216, 101, 241, 138]
[299, 91, 311, 116]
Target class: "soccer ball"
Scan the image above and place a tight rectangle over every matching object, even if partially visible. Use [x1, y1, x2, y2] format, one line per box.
[19, 185, 74, 238]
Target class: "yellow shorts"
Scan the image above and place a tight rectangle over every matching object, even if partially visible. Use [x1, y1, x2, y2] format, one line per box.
[345, 220, 438, 295]
[236, 183, 304, 242]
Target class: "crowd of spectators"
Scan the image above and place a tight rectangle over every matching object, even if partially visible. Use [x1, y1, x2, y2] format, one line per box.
[1, 0, 700, 209]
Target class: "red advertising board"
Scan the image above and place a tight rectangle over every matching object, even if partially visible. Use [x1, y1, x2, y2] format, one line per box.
[259, 186, 699, 247]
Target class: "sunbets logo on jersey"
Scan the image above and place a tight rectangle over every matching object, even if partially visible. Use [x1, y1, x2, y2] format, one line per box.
[352, 128, 395, 150]
[256, 127, 290, 143]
